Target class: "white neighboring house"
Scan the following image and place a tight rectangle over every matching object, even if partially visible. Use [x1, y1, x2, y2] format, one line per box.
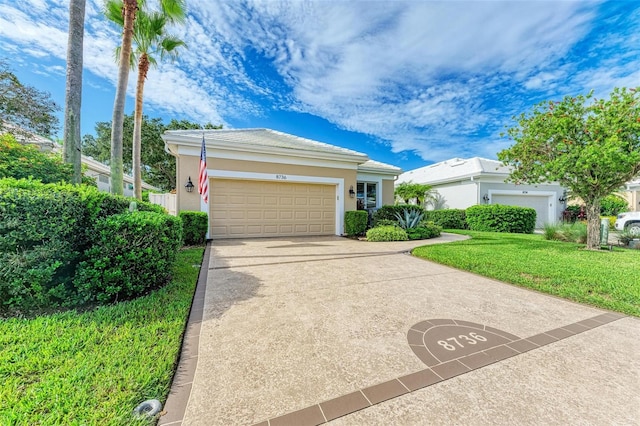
[397, 157, 567, 228]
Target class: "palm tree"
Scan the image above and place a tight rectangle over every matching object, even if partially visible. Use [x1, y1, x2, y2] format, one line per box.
[106, 0, 138, 195]
[63, 0, 85, 184]
[105, 0, 186, 199]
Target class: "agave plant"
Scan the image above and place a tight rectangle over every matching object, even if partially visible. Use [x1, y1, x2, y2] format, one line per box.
[394, 208, 425, 230]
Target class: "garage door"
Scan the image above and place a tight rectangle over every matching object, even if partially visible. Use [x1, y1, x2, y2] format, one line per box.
[210, 179, 336, 239]
[491, 194, 550, 228]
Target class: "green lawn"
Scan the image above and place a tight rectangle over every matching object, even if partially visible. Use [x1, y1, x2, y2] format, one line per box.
[412, 231, 639, 317]
[0, 247, 204, 425]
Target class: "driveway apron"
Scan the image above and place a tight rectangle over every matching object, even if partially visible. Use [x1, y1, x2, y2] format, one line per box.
[160, 234, 640, 425]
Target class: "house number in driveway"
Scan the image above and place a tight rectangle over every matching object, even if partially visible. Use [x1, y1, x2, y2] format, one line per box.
[408, 319, 519, 364]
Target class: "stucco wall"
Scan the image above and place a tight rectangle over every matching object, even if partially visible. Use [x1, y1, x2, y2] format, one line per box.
[381, 179, 396, 206]
[177, 155, 360, 213]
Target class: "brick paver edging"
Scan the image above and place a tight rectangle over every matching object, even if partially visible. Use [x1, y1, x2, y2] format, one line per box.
[158, 241, 211, 426]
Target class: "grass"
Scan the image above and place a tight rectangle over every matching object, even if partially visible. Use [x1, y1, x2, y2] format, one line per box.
[0, 247, 204, 425]
[412, 231, 640, 317]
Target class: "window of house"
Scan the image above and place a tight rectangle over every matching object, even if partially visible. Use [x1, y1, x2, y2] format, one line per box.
[357, 182, 377, 210]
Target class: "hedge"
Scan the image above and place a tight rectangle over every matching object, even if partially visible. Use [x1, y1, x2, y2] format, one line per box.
[344, 210, 368, 236]
[466, 204, 536, 234]
[366, 225, 408, 242]
[74, 212, 182, 303]
[372, 205, 424, 227]
[0, 178, 174, 316]
[179, 211, 209, 245]
[406, 223, 442, 240]
[424, 209, 467, 229]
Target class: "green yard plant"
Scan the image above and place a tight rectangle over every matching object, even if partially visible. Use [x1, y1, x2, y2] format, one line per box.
[344, 210, 368, 236]
[0, 247, 204, 425]
[413, 231, 639, 316]
[366, 225, 408, 241]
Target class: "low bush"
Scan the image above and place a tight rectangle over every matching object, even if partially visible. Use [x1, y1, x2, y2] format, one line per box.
[372, 205, 424, 227]
[180, 211, 209, 245]
[74, 212, 182, 304]
[344, 210, 368, 236]
[425, 209, 467, 229]
[366, 225, 408, 242]
[600, 194, 628, 216]
[542, 222, 587, 243]
[395, 208, 425, 229]
[406, 223, 442, 240]
[466, 204, 536, 234]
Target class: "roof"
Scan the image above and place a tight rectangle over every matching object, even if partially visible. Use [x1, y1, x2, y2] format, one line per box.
[397, 157, 510, 185]
[163, 128, 370, 163]
[358, 159, 402, 175]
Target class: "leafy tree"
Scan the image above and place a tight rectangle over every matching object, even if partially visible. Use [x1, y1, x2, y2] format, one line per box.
[0, 61, 60, 138]
[600, 194, 629, 216]
[106, 0, 138, 195]
[82, 114, 221, 190]
[499, 88, 640, 249]
[105, 0, 186, 199]
[395, 181, 436, 206]
[63, 0, 86, 184]
[0, 133, 73, 183]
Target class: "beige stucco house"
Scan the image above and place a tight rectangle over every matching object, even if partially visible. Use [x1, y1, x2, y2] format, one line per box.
[620, 178, 640, 212]
[162, 128, 401, 239]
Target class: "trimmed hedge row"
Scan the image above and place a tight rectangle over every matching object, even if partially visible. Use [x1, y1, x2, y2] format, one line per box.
[424, 209, 467, 229]
[179, 211, 208, 245]
[466, 204, 536, 234]
[344, 210, 368, 236]
[0, 178, 180, 316]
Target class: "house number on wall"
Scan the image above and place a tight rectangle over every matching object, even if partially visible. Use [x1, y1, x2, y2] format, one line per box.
[276, 174, 287, 180]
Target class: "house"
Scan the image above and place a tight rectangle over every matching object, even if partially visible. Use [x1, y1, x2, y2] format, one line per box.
[620, 178, 640, 212]
[161, 128, 402, 239]
[397, 157, 567, 228]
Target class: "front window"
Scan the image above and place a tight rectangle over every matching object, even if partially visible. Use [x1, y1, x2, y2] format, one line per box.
[357, 182, 377, 210]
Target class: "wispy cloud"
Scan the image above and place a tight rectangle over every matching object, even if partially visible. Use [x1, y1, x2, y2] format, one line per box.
[1, 0, 639, 164]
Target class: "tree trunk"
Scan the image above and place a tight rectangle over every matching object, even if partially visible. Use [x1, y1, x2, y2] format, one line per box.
[109, 0, 137, 195]
[585, 199, 602, 250]
[132, 53, 149, 200]
[63, 0, 85, 184]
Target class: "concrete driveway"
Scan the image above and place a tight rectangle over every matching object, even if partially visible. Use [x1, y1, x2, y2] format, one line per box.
[160, 234, 639, 425]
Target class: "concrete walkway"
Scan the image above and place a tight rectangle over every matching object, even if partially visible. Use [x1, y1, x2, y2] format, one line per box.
[160, 234, 639, 425]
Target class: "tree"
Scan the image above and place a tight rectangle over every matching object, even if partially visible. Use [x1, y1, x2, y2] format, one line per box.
[0, 133, 74, 183]
[0, 61, 60, 138]
[499, 88, 640, 249]
[106, 0, 138, 195]
[425, 192, 448, 210]
[106, 0, 186, 199]
[63, 0, 86, 184]
[395, 181, 436, 206]
[82, 114, 221, 190]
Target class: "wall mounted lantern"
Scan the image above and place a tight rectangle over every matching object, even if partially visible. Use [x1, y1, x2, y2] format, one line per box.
[482, 194, 490, 203]
[559, 191, 567, 204]
[349, 185, 356, 198]
[185, 176, 195, 193]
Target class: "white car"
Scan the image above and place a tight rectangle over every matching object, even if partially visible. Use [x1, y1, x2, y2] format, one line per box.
[614, 211, 640, 235]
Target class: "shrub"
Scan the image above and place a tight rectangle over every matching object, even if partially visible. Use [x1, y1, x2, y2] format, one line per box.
[424, 209, 467, 229]
[466, 204, 536, 234]
[600, 194, 628, 216]
[406, 223, 442, 240]
[366, 225, 408, 242]
[344, 210, 368, 236]
[372, 205, 424, 227]
[0, 185, 88, 314]
[179, 211, 209, 245]
[395, 208, 425, 230]
[0, 133, 74, 183]
[74, 212, 182, 304]
[375, 219, 398, 227]
[542, 222, 587, 243]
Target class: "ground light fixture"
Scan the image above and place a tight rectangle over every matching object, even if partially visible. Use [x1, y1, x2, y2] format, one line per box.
[185, 176, 195, 193]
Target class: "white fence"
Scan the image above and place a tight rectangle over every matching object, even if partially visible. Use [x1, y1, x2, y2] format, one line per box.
[149, 193, 177, 216]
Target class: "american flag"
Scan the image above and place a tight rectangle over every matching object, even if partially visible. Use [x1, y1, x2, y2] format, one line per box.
[198, 135, 209, 203]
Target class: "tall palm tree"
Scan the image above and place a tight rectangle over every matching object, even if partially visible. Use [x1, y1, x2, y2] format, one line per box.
[63, 0, 85, 184]
[106, 0, 138, 195]
[105, 0, 186, 199]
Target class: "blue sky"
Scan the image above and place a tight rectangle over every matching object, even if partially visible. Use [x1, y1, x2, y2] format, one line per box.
[1, 0, 640, 172]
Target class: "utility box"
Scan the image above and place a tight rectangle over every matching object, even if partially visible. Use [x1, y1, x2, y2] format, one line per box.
[600, 218, 609, 246]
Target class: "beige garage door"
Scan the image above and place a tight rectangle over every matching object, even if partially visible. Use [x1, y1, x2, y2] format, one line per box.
[210, 179, 336, 239]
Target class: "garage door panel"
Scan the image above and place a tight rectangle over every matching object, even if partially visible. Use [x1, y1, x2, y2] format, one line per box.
[211, 179, 336, 238]
[492, 194, 549, 228]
